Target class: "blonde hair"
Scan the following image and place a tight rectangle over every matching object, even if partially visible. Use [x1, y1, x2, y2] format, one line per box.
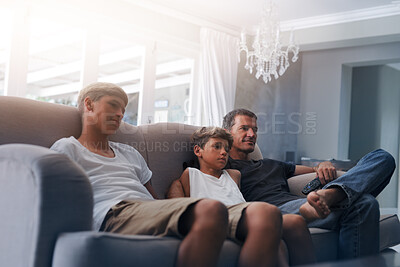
[77, 82, 128, 114]
[191, 127, 233, 149]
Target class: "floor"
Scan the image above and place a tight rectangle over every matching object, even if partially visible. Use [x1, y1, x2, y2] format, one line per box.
[299, 250, 400, 266]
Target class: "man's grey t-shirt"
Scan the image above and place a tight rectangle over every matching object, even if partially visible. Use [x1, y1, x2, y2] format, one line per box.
[226, 157, 301, 207]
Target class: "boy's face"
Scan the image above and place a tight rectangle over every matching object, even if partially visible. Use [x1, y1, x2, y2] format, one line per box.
[86, 95, 126, 135]
[196, 137, 230, 170]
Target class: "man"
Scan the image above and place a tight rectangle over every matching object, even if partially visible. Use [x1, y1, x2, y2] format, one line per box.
[51, 82, 229, 267]
[223, 108, 395, 259]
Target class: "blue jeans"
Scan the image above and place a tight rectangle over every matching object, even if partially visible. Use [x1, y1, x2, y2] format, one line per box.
[279, 149, 395, 259]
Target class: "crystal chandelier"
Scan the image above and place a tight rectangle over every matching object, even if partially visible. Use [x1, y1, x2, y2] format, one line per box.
[239, 1, 299, 83]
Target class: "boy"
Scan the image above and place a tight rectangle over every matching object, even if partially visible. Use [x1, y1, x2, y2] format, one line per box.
[168, 127, 316, 266]
[51, 82, 230, 267]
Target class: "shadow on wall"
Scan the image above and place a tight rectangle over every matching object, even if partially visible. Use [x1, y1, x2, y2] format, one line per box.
[234, 52, 302, 162]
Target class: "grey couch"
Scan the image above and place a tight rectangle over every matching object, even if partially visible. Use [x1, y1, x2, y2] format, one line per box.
[1, 96, 399, 267]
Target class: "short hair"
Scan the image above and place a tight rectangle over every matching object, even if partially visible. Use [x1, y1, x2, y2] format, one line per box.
[191, 127, 233, 149]
[77, 82, 128, 114]
[222, 109, 257, 131]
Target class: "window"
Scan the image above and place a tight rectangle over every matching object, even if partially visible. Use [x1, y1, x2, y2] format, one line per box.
[26, 18, 84, 105]
[98, 36, 145, 125]
[2, 2, 199, 126]
[154, 51, 194, 124]
[0, 8, 12, 96]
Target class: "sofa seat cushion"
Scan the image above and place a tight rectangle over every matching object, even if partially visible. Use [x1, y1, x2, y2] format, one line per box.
[53, 232, 181, 267]
[309, 228, 338, 261]
[380, 214, 400, 251]
[53, 232, 242, 267]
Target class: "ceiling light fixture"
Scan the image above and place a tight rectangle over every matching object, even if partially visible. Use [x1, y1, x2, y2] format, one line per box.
[239, 1, 299, 84]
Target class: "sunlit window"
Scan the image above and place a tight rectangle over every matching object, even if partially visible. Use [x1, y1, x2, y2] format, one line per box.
[26, 17, 84, 105]
[3, 2, 199, 126]
[98, 35, 145, 125]
[0, 8, 12, 96]
[154, 51, 193, 124]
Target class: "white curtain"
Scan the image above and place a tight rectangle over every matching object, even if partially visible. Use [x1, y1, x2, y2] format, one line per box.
[194, 28, 239, 126]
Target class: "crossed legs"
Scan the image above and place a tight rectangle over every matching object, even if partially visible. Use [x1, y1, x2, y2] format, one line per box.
[300, 187, 347, 222]
[300, 149, 395, 223]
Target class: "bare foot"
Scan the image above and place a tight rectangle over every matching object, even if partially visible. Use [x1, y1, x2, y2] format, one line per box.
[300, 190, 331, 222]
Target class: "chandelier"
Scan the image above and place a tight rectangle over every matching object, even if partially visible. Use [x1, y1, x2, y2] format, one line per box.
[239, 1, 299, 84]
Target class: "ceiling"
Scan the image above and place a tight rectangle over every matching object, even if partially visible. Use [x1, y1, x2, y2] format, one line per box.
[128, 0, 399, 30]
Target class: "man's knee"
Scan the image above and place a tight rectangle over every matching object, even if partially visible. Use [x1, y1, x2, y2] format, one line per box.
[372, 149, 396, 172]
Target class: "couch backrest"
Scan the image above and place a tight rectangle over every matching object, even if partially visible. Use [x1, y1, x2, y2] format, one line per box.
[0, 96, 82, 147]
[0, 96, 199, 197]
[0, 96, 262, 198]
[111, 122, 199, 198]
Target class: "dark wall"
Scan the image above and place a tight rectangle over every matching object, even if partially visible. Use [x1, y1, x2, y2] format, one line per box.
[234, 52, 302, 161]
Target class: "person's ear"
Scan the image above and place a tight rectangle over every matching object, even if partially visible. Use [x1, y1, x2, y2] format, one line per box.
[193, 145, 202, 158]
[84, 97, 93, 111]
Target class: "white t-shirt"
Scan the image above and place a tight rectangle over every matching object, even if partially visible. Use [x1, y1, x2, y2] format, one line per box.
[188, 167, 246, 206]
[51, 136, 153, 230]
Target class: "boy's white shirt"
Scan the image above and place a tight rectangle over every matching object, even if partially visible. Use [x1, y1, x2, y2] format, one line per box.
[51, 136, 153, 230]
[188, 167, 246, 206]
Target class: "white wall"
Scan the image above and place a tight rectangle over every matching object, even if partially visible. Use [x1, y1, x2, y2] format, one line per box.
[297, 42, 400, 160]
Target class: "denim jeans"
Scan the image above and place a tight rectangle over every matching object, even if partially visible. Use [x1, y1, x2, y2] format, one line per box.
[278, 149, 395, 259]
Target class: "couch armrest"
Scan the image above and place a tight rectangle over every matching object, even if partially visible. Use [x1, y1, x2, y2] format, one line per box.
[288, 171, 346, 196]
[0, 144, 93, 267]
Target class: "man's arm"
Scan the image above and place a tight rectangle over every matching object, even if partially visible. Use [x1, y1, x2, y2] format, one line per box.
[144, 180, 159, 199]
[167, 168, 190, 198]
[293, 161, 337, 185]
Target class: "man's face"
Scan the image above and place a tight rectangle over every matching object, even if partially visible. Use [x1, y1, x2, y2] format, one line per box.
[229, 115, 258, 154]
[89, 95, 126, 135]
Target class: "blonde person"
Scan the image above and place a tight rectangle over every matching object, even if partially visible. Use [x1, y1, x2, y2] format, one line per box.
[168, 127, 316, 266]
[51, 82, 231, 267]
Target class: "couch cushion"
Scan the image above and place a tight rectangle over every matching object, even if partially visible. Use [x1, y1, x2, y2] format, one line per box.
[110, 121, 147, 161]
[53, 231, 241, 267]
[140, 123, 200, 198]
[0, 96, 81, 147]
[309, 228, 338, 261]
[380, 214, 400, 251]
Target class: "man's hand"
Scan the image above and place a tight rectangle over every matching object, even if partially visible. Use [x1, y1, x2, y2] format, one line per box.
[314, 161, 337, 185]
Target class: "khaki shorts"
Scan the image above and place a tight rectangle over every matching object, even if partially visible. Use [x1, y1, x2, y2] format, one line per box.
[227, 202, 251, 242]
[100, 198, 250, 241]
[100, 198, 201, 238]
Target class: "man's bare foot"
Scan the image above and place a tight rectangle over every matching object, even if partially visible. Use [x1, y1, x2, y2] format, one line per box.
[300, 190, 331, 222]
[300, 187, 347, 222]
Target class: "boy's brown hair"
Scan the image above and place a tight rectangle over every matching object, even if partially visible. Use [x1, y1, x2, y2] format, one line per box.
[191, 127, 233, 149]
